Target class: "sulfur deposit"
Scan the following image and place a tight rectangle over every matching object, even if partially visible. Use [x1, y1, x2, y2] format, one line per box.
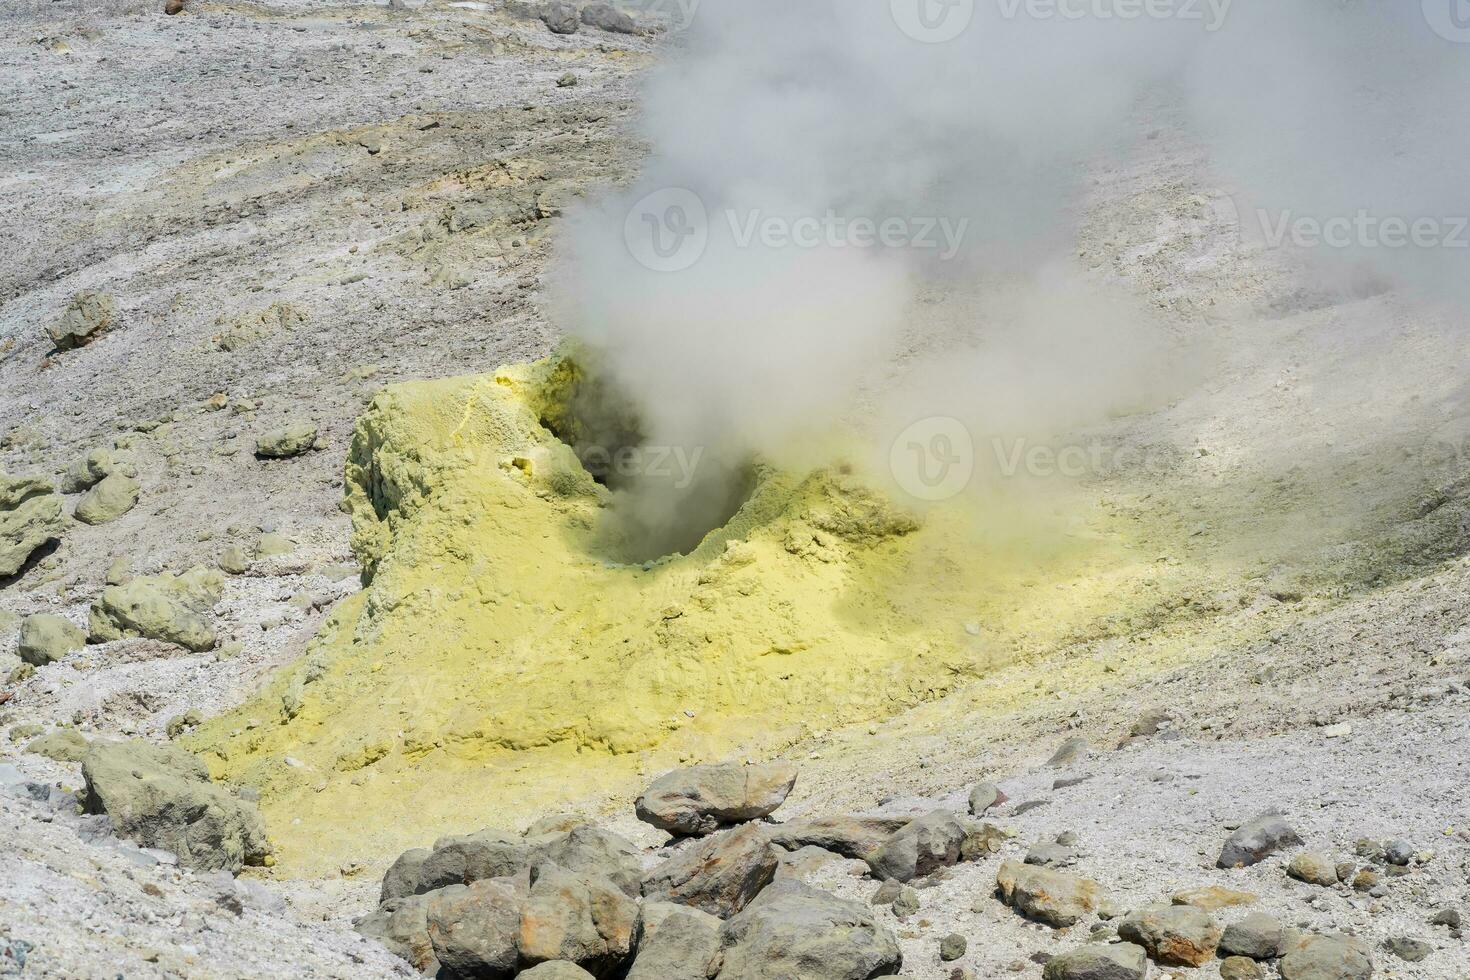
[191, 352, 1190, 873]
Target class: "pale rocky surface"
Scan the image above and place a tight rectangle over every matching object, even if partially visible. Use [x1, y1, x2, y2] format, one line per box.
[2, 0, 1469, 978]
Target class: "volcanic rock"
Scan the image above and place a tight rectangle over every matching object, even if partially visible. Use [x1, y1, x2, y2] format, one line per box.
[1288, 851, 1339, 887]
[540, 1, 579, 34]
[968, 781, 1006, 815]
[59, 447, 134, 494]
[0, 475, 65, 579]
[48, 292, 118, 351]
[1117, 904, 1222, 967]
[1171, 885, 1258, 912]
[1220, 957, 1266, 980]
[80, 739, 268, 873]
[626, 902, 720, 980]
[88, 566, 223, 651]
[26, 728, 88, 762]
[1278, 934, 1374, 980]
[995, 860, 1103, 927]
[356, 894, 440, 975]
[768, 814, 911, 861]
[1220, 911, 1286, 960]
[635, 762, 797, 836]
[255, 422, 318, 459]
[1046, 736, 1092, 766]
[424, 879, 521, 980]
[74, 473, 139, 525]
[520, 964, 594, 980]
[1042, 943, 1147, 980]
[17, 614, 84, 666]
[1383, 935, 1431, 962]
[865, 809, 966, 882]
[580, 2, 637, 33]
[519, 863, 637, 975]
[414, 832, 536, 894]
[716, 878, 902, 979]
[641, 823, 778, 918]
[1218, 812, 1303, 868]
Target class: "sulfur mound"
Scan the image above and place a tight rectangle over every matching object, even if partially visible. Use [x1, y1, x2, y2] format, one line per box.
[189, 351, 1137, 874]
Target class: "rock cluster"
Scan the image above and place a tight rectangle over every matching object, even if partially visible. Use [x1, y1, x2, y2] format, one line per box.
[88, 565, 224, 651]
[0, 474, 65, 579]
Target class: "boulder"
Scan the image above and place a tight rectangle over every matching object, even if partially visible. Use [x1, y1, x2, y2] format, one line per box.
[74, 473, 140, 525]
[635, 762, 797, 836]
[48, 292, 118, 350]
[382, 847, 432, 903]
[1278, 934, 1374, 980]
[768, 814, 911, 861]
[717, 878, 902, 979]
[1170, 885, 1258, 912]
[866, 810, 966, 882]
[1288, 851, 1339, 888]
[626, 901, 721, 980]
[580, 1, 637, 33]
[218, 543, 256, 575]
[424, 879, 521, 980]
[537, 825, 643, 897]
[59, 448, 135, 494]
[1220, 956, 1266, 980]
[540, 0, 579, 33]
[17, 614, 85, 666]
[0, 475, 65, 579]
[80, 739, 268, 873]
[526, 813, 589, 837]
[996, 860, 1103, 928]
[968, 781, 1007, 815]
[416, 832, 536, 894]
[939, 933, 967, 961]
[520, 964, 595, 980]
[1042, 942, 1148, 980]
[1046, 736, 1091, 766]
[1218, 813, 1303, 868]
[356, 895, 439, 975]
[1117, 904, 1222, 967]
[1220, 912, 1285, 960]
[1383, 936, 1431, 962]
[255, 423, 318, 459]
[88, 566, 224, 652]
[642, 823, 779, 918]
[519, 864, 637, 976]
[26, 728, 89, 762]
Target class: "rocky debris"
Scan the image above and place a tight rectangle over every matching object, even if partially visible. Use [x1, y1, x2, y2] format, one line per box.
[1117, 904, 1222, 967]
[625, 902, 720, 980]
[1278, 934, 1374, 980]
[520, 964, 594, 979]
[425, 879, 521, 979]
[768, 814, 911, 861]
[1220, 956, 1266, 980]
[1041, 942, 1147, 980]
[641, 823, 778, 918]
[164, 709, 202, 739]
[1288, 851, 1339, 887]
[892, 886, 920, 918]
[968, 781, 1007, 815]
[635, 761, 797, 836]
[865, 809, 966, 882]
[1383, 935, 1431, 962]
[1046, 735, 1091, 766]
[960, 821, 1013, 861]
[26, 728, 89, 762]
[1130, 708, 1176, 737]
[1025, 840, 1078, 868]
[356, 894, 440, 975]
[716, 878, 902, 979]
[519, 864, 637, 975]
[218, 542, 256, 575]
[556, 72, 578, 88]
[1218, 812, 1303, 868]
[1220, 911, 1285, 960]
[80, 739, 268, 873]
[995, 860, 1103, 927]
[580, 2, 637, 33]
[74, 473, 140, 525]
[206, 870, 286, 916]
[88, 566, 223, 652]
[48, 292, 118, 351]
[0, 938, 33, 974]
[1170, 885, 1257, 911]
[1429, 908, 1460, 928]
[540, 1, 579, 34]
[939, 932, 967, 961]
[0, 474, 65, 579]
[254, 423, 318, 459]
[59, 447, 135, 494]
[17, 614, 85, 666]
[1382, 838, 1414, 866]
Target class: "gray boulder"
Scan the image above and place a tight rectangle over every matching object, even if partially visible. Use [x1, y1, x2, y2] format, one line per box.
[996, 860, 1103, 928]
[416, 832, 535, 894]
[1278, 934, 1374, 980]
[1042, 942, 1148, 980]
[255, 422, 318, 459]
[1218, 812, 1303, 868]
[520, 964, 595, 980]
[74, 473, 140, 525]
[424, 879, 521, 980]
[768, 814, 911, 861]
[636, 762, 797, 836]
[540, 0, 579, 33]
[865, 810, 965, 882]
[627, 901, 721, 980]
[17, 614, 85, 666]
[580, 2, 637, 33]
[1046, 735, 1092, 766]
[642, 823, 779, 918]
[26, 728, 89, 762]
[59, 447, 135, 494]
[1220, 911, 1285, 960]
[80, 739, 268, 873]
[381, 847, 432, 903]
[0, 475, 65, 579]
[1117, 904, 1222, 967]
[48, 292, 118, 350]
[519, 864, 637, 976]
[968, 781, 1007, 815]
[88, 566, 223, 652]
[356, 894, 440, 975]
[1288, 851, 1339, 887]
[537, 825, 642, 897]
[717, 878, 902, 979]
